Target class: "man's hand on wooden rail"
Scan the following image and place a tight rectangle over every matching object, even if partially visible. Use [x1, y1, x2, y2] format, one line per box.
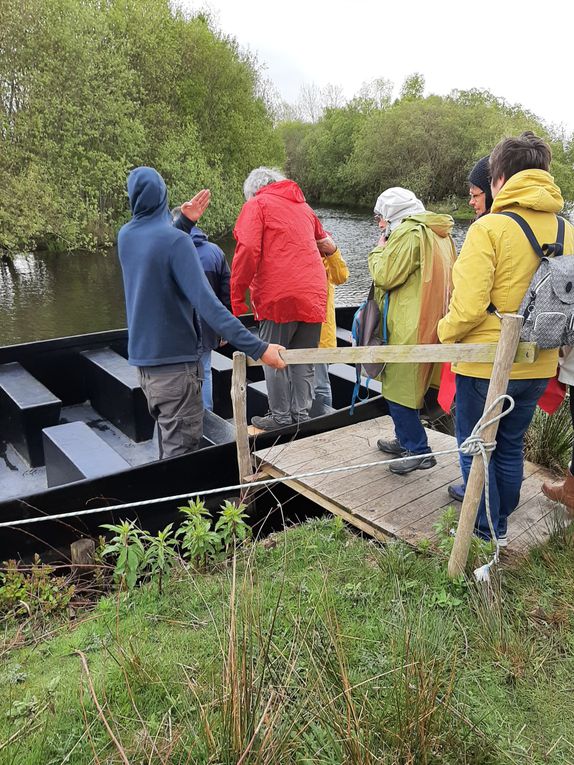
[261, 343, 286, 369]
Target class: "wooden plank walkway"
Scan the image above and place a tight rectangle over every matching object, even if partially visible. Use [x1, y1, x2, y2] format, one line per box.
[253, 415, 570, 555]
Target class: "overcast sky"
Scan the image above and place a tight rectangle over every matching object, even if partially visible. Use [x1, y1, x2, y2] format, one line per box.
[180, 0, 574, 133]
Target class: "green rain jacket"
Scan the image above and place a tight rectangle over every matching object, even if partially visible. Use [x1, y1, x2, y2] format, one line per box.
[368, 213, 456, 409]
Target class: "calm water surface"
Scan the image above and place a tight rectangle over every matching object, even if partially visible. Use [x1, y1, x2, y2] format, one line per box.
[0, 208, 470, 346]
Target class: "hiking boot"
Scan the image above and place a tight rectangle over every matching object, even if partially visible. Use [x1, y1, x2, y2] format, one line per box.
[377, 437, 406, 456]
[251, 413, 292, 431]
[448, 483, 465, 502]
[541, 471, 574, 515]
[388, 451, 437, 475]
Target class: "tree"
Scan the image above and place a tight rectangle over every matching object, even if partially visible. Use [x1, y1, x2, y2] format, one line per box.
[399, 73, 425, 101]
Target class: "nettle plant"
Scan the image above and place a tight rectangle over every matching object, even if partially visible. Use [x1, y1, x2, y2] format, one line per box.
[101, 520, 146, 590]
[100, 498, 251, 590]
[177, 497, 250, 569]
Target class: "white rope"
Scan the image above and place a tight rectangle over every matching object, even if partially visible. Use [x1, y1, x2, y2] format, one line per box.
[0, 395, 515, 560]
[459, 394, 515, 581]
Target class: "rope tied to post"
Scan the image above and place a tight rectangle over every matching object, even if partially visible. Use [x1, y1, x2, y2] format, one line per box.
[458, 393, 515, 581]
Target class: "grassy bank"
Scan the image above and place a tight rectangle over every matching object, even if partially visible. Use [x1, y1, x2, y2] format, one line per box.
[2, 516, 574, 764]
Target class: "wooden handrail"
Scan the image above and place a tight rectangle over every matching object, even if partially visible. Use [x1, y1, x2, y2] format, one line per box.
[247, 342, 537, 367]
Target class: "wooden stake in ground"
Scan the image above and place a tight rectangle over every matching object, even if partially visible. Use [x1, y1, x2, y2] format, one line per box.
[448, 314, 524, 578]
[231, 352, 253, 485]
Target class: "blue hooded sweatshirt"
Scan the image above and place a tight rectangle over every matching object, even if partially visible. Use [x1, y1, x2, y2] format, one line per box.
[117, 167, 267, 366]
[173, 216, 231, 352]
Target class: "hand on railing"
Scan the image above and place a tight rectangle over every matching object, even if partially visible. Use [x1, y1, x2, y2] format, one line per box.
[261, 343, 287, 369]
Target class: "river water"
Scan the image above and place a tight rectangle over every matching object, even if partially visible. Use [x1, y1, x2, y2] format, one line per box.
[0, 208, 470, 346]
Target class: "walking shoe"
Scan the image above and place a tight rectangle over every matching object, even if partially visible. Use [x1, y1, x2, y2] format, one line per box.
[251, 414, 292, 431]
[497, 534, 508, 548]
[388, 451, 437, 475]
[377, 437, 406, 456]
[541, 470, 574, 515]
[448, 483, 465, 502]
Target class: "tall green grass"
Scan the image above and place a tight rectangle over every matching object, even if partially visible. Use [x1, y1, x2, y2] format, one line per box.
[525, 398, 573, 473]
[2, 518, 574, 763]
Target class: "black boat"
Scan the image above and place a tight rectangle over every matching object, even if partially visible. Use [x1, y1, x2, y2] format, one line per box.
[1, 308, 408, 559]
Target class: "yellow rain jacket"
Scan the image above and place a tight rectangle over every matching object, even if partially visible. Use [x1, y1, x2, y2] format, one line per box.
[369, 213, 456, 409]
[437, 170, 574, 379]
[319, 248, 350, 348]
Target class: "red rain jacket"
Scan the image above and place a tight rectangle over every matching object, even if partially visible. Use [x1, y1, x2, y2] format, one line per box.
[231, 180, 328, 323]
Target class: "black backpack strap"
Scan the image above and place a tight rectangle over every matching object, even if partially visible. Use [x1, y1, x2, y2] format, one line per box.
[488, 211, 564, 314]
[547, 215, 565, 256]
[496, 211, 546, 258]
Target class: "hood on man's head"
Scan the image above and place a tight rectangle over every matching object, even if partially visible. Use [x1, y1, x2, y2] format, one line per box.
[127, 167, 168, 218]
[374, 187, 425, 231]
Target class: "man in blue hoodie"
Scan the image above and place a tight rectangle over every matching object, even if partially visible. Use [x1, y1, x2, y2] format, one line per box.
[172, 208, 230, 411]
[117, 167, 285, 458]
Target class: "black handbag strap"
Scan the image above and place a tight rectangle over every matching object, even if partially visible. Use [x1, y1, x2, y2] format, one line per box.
[487, 212, 565, 314]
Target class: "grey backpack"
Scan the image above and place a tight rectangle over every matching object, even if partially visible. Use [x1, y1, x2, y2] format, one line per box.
[491, 212, 572, 349]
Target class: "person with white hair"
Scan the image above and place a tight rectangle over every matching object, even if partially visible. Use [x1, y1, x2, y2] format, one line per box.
[370, 187, 456, 474]
[231, 167, 337, 430]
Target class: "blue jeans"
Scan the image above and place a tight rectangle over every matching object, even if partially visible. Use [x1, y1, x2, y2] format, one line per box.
[200, 349, 212, 411]
[455, 375, 548, 539]
[386, 400, 431, 454]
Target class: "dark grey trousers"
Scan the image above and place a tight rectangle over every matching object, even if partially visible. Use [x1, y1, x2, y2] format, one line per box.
[138, 361, 203, 458]
[258, 320, 322, 424]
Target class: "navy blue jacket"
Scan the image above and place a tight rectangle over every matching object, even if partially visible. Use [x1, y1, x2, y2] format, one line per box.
[117, 167, 267, 366]
[173, 217, 231, 352]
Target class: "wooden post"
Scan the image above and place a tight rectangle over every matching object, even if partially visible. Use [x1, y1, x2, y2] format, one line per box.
[70, 538, 96, 575]
[448, 314, 524, 578]
[231, 351, 253, 485]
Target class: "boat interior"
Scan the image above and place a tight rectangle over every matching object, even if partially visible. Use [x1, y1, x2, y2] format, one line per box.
[0, 310, 390, 503]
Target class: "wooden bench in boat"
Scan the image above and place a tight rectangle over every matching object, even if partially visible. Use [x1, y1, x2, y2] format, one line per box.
[42, 421, 129, 487]
[210, 350, 234, 419]
[80, 348, 154, 442]
[202, 409, 235, 446]
[0, 362, 62, 467]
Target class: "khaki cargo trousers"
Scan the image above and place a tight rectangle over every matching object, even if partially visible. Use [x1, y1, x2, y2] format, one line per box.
[138, 361, 203, 459]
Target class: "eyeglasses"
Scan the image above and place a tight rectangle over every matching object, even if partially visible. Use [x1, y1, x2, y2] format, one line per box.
[469, 191, 485, 200]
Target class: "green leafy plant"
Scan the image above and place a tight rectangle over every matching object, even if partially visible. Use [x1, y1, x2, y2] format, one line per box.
[101, 520, 146, 590]
[177, 496, 211, 521]
[143, 524, 180, 594]
[214, 500, 250, 551]
[178, 517, 221, 570]
[0, 556, 75, 618]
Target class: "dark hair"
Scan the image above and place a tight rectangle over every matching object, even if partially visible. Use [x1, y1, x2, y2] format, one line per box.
[489, 131, 551, 185]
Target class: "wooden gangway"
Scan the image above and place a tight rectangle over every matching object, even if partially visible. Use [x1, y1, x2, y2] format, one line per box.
[231, 314, 569, 574]
[252, 415, 567, 556]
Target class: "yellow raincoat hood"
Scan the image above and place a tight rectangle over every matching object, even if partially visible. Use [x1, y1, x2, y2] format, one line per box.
[492, 169, 564, 214]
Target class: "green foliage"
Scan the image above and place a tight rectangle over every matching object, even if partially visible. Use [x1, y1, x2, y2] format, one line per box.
[178, 516, 222, 570]
[214, 500, 250, 550]
[525, 397, 574, 472]
[0, 556, 74, 617]
[142, 524, 179, 594]
[0, 0, 282, 252]
[280, 84, 574, 210]
[433, 506, 493, 568]
[101, 520, 146, 590]
[177, 496, 211, 521]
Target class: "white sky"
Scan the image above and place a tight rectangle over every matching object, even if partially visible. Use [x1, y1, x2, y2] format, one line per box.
[180, 0, 574, 134]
